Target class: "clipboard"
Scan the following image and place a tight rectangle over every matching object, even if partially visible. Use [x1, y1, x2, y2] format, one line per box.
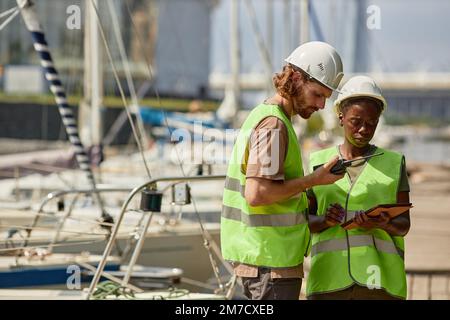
[341, 203, 413, 230]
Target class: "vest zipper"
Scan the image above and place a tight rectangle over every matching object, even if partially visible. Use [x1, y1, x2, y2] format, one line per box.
[339, 145, 378, 287]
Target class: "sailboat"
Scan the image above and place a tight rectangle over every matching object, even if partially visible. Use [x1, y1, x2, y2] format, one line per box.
[0, 0, 233, 297]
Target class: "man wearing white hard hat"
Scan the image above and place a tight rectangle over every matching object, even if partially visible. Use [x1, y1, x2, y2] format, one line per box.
[221, 41, 345, 300]
[307, 75, 411, 300]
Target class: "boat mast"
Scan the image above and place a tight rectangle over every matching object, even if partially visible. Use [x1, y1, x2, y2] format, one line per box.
[230, 0, 240, 126]
[105, 0, 150, 150]
[80, 0, 103, 150]
[283, 0, 291, 57]
[266, 0, 273, 95]
[300, 0, 310, 44]
[16, 0, 110, 220]
[243, 0, 273, 95]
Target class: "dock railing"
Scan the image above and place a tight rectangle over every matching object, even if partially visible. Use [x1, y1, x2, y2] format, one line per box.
[78, 175, 227, 299]
[406, 269, 450, 300]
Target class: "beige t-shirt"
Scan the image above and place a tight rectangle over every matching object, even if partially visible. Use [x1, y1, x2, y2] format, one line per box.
[242, 116, 288, 180]
[235, 115, 303, 279]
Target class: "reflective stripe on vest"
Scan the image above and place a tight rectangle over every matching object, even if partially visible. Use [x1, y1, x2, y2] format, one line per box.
[311, 234, 404, 259]
[222, 205, 307, 227]
[224, 177, 245, 197]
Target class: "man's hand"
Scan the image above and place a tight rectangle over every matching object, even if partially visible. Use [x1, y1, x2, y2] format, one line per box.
[310, 156, 345, 186]
[354, 211, 390, 230]
[245, 157, 345, 207]
[324, 203, 345, 227]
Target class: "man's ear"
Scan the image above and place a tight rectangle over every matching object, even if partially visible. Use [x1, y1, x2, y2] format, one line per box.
[291, 71, 301, 81]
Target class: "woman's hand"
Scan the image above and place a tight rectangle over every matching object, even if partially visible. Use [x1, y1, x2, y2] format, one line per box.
[354, 211, 390, 229]
[324, 203, 346, 227]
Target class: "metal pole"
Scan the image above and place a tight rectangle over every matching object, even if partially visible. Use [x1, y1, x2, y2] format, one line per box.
[47, 194, 80, 253]
[80, 0, 103, 147]
[16, 0, 108, 218]
[283, 0, 291, 57]
[121, 212, 153, 286]
[86, 175, 225, 300]
[80, 0, 91, 146]
[77, 260, 143, 293]
[14, 166, 20, 202]
[243, 0, 273, 94]
[230, 0, 240, 120]
[22, 186, 131, 248]
[86, 184, 142, 299]
[266, 0, 273, 94]
[90, 0, 102, 146]
[344, 0, 357, 73]
[329, 0, 336, 45]
[106, 0, 150, 149]
[300, 0, 309, 44]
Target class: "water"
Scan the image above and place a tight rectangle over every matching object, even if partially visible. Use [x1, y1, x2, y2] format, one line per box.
[393, 134, 450, 165]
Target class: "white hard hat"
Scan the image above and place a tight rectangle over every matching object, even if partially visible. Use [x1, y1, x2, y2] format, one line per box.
[334, 75, 387, 114]
[285, 41, 344, 91]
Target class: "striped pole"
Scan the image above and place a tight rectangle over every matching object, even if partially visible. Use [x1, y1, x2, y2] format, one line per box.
[16, 0, 110, 221]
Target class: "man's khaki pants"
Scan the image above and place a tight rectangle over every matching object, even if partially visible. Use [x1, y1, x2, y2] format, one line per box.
[241, 267, 302, 300]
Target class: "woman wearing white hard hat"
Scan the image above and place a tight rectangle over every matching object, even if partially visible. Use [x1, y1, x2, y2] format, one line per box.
[306, 75, 411, 300]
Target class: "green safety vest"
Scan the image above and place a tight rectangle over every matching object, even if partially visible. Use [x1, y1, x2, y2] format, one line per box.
[221, 104, 310, 268]
[307, 146, 407, 299]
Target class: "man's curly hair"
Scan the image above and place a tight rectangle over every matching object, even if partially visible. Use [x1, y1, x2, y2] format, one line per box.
[272, 64, 309, 99]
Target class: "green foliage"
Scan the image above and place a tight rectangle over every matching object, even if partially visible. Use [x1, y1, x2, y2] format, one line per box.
[0, 92, 220, 112]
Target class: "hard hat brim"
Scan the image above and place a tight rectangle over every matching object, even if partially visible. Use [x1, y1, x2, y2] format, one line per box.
[284, 60, 343, 92]
[334, 93, 387, 115]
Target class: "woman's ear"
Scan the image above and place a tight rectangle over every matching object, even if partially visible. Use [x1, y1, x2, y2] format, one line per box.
[338, 112, 344, 126]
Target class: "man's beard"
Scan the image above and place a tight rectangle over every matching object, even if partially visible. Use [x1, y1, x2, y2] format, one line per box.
[291, 85, 314, 119]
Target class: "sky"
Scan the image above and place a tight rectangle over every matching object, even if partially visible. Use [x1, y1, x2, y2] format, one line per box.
[210, 0, 450, 75]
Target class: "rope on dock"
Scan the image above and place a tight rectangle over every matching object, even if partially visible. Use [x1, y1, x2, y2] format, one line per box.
[92, 281, 136, 300]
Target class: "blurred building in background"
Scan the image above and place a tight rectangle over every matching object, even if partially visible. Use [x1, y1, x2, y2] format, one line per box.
[0, 0, 215, 99]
